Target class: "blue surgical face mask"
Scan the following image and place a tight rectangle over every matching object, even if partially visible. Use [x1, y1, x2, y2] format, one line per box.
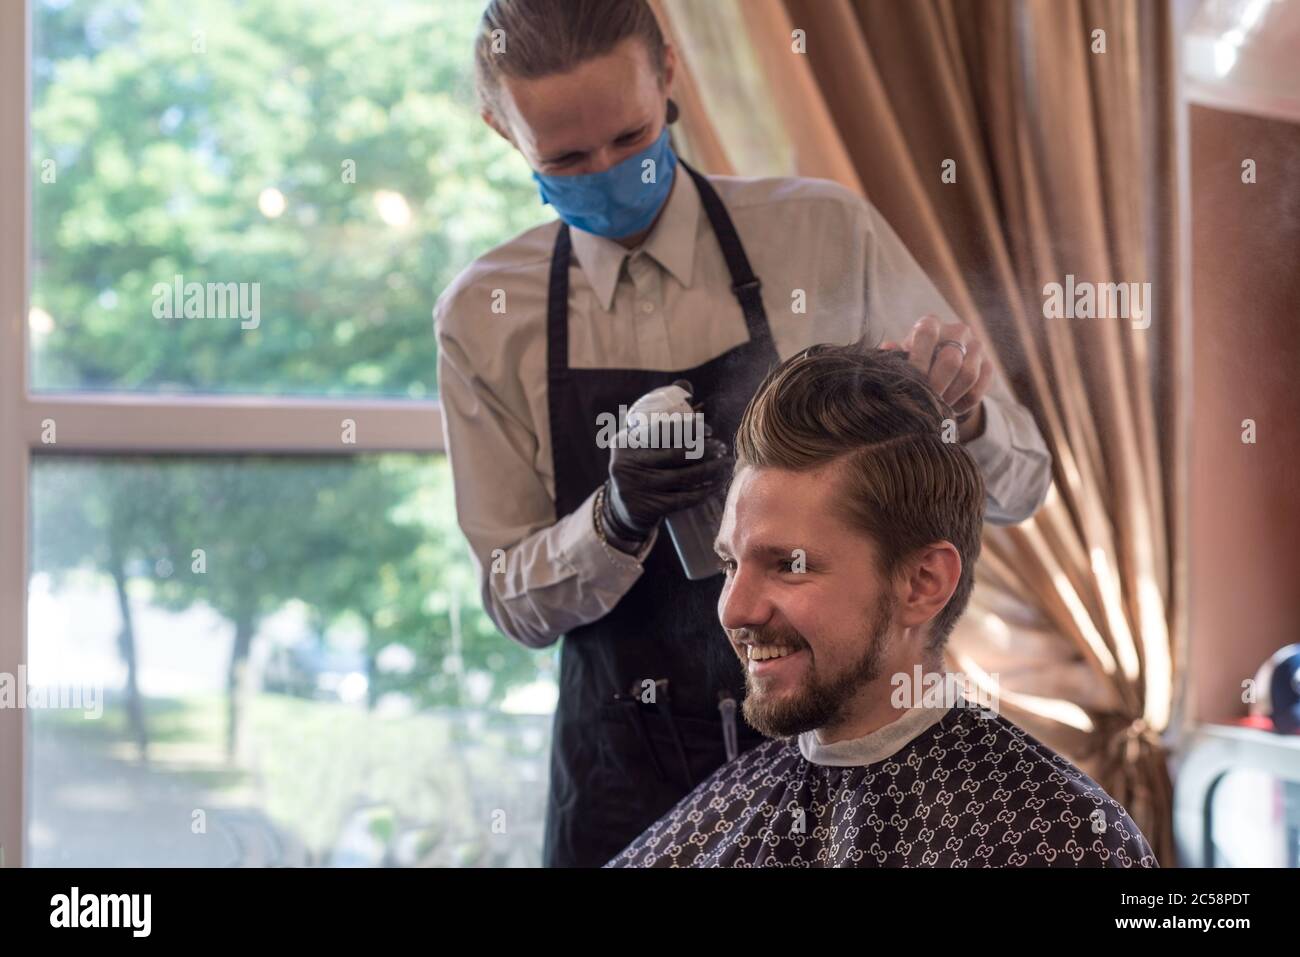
[532, 125, 678, 239]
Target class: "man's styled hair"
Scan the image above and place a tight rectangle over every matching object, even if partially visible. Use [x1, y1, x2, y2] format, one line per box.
[734, 344, 986, 647]
[474, 0, 668, 118]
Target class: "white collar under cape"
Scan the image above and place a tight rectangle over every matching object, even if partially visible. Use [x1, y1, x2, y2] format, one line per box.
[798, 703, 953, 767]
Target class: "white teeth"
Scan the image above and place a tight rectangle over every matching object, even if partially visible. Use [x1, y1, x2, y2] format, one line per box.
[747, 645, 796, 662]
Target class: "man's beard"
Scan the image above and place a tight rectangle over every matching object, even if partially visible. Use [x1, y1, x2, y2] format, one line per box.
[739, 595, 896, 739]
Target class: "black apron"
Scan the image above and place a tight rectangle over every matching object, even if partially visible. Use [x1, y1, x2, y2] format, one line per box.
[542, 160, 782, 867]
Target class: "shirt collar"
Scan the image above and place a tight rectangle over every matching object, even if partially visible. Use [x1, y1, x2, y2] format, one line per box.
[568, 163, 701, 313]
[798, 699, 954, 768]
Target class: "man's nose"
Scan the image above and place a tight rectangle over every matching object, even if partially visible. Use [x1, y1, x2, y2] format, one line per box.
[584, 146, 621, 175]
[719, 565, 771, 633]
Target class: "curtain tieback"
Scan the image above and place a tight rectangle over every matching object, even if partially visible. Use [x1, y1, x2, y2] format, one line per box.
[1110, 717, 1162, 765]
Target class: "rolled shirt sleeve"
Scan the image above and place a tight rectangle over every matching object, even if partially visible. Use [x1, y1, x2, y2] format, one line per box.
[436, 299, 656, 649]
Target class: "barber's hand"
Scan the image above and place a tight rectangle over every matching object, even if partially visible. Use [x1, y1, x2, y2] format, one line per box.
[882, 315, 994, 442]
[601, 383, 733, 552]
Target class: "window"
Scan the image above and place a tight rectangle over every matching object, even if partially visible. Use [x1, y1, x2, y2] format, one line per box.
[29, 0, 550, 396]
[2, 0, 556, 867]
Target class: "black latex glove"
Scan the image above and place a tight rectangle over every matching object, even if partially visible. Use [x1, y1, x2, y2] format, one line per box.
[601, 381, 732, 552]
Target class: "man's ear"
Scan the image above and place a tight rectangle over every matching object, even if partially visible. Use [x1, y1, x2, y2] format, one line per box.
[480, 109, 514, 146]
[894, 542, 961, 631]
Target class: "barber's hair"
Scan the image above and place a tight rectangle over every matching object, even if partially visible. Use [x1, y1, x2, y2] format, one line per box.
[734, 344, 985, 648]
[474, 0, 668, 117]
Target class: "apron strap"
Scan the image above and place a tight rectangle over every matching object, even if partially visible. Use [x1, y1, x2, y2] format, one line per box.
[546, 221, 573, 380]
[678, 159, 773, 351]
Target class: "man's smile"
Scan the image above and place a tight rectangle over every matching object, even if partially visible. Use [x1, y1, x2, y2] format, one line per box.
[738, 642, 811, 678]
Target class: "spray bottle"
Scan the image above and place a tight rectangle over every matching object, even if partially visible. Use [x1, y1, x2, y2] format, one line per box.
[625, 383, 726, 580]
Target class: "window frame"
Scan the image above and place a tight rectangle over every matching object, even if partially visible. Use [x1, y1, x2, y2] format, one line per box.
[0, 1, 446, 867]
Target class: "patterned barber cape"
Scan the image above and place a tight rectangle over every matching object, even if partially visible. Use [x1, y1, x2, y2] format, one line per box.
[606, 699, 1158, 868]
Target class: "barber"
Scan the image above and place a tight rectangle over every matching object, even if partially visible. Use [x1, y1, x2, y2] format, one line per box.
[435, 0, 1052, 867]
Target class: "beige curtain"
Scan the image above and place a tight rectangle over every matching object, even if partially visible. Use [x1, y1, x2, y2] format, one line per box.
[648, 0, 736, 173]
[657, 0, 1184, 864]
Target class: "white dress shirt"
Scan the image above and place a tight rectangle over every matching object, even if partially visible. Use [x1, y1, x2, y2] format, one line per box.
[435, 170, 1051, 648]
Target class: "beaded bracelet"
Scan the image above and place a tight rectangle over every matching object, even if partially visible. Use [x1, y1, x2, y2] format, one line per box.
[593, 482, 651, 560]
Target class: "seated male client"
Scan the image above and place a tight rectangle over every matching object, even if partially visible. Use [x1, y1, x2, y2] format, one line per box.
[607, 344, 1156, 868]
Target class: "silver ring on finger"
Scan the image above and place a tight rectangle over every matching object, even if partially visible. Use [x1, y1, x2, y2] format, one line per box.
[936, 338, 968, 360]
